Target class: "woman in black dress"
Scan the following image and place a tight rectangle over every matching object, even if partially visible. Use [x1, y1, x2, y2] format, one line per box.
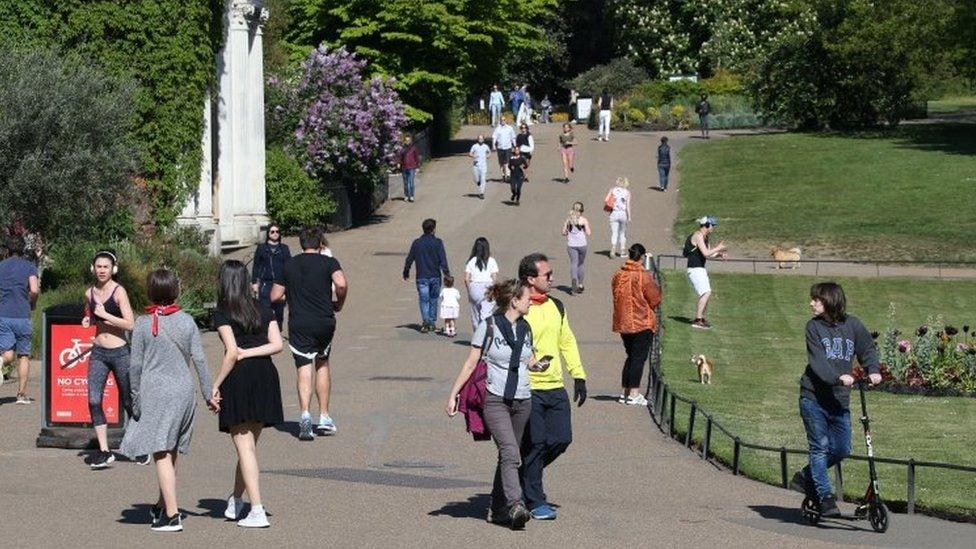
[210, 260, 284, 528]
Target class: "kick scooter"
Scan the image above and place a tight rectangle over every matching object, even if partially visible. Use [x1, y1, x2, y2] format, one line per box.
[802, 379, 890, 533]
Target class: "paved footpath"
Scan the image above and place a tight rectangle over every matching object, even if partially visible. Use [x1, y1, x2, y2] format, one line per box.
[2, 124, 974, 548]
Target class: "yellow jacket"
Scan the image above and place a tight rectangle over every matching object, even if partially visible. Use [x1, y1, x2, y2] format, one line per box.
[524, 297, 587, 390]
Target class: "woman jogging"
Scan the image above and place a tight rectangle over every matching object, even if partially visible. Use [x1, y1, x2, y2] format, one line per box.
[446, 279, 543, 530]
[795, 282, 881, 518]
[120, 268, 218, 532]
[82, 250, 137, 469]
[463, 237, 499, 331]
[558, 123, 577, 182]
[211, 260, 284, 528]
[611, 244, 661, 405]
[561, 202, 591, 295]
[605, 177, 631, 258]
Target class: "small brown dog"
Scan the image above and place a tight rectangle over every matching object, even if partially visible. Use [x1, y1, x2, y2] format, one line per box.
[692, 354, 714, 384]
[770, 246, 802, 269]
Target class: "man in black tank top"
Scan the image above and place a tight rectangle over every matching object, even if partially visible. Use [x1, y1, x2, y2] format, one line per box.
[684, 216, 727, 329]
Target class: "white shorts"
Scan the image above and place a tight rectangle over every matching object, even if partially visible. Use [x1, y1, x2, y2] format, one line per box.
[687, 268, 711, 296]
[440, 305, 459, 320]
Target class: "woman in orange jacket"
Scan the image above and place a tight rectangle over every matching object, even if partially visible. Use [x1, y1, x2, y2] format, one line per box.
[611, 244, 662, 405]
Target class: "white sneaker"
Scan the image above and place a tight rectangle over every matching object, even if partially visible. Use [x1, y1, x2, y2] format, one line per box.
[237, 505, 270, 528]
[316, 414, 337, 436]
[626, 394, 648, 406]
[617, 394, 627, 404]
[224, 495, 245, 520]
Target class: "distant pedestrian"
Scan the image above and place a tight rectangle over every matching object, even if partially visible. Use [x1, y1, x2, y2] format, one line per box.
[508, 147, 528, 205]
[403, 218, 451, 333]
[510, 84, 522, 116]
[683, 216, 727, 329]
[795, 282, 881, 518]
[539, 95, 552, 124]
[558, 123, 577, 182]
[211, 260, 284, 528]
[492, 116, 516, 182]
[271, 226, 348, 440]
[398, 135, 421, 202]
[604, 177, 631, 258]
[81, 250, 136, 469]
[611, 244, 661, 405]
[516, 124, 535, 178]
[439, 275, 461, 337]
[569, 89, 578, 122]
[489, 84, 505, 126]
[250, 223, 291, 330]
[516, 96, 531, 127]
[0, 234, 39, 405]
[119, 268, 218, 532]
[469, 134, 492, 199]
[463, 237, 499, 331]
[446, 278, 539, 529]
[562, 202, 591, 295]
[695, 94, 711, 139]
[656, 137, 671, 191]
[519, 253, 588, 521]
[597, 88, 613, 141]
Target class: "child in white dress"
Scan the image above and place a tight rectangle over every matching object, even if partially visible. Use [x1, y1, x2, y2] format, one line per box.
[439, 275, 461, 337]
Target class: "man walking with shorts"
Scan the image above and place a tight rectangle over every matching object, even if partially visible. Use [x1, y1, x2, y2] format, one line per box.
[469, 135, 492, 199]
[683, 216, 727, 329]
[492, 116, 516, 182]
[518, 253, 587, 520]
[0, 234, 39, 404]
[271, 227, 348, 440]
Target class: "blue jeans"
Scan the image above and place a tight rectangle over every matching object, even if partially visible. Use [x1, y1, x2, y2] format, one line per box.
[799, 396, 851, 501]
[520, 388, 573, 510]
[658, 165, 670, 189]
[416, 277, 441, 326]
[402, 169, 416, 199]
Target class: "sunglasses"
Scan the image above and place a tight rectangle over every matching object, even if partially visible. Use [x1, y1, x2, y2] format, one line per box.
[269, 229, 280, 234]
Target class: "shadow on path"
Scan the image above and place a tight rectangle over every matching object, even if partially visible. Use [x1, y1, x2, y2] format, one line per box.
[748, 505, 868, 532]
[428, 493, 491, 520]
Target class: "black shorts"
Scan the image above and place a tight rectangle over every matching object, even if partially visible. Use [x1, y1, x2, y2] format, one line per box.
[497, 148, 512, 167]
[288, 319, 336, 367]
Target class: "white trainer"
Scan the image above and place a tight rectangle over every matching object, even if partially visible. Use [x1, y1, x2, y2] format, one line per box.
[237, 505, 270, 528]
[626, 394, 648, 406]
[224, 495, 245, 520]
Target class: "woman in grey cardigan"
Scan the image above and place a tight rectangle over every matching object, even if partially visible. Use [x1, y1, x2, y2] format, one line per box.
[120, 268, 218, 532]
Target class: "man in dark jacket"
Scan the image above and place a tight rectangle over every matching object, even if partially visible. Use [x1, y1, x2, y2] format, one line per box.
[251, 223, 291, 329]
[403, 218, 450, 333]
[656, 136, 671, 191]
[695, 94, 711, 139]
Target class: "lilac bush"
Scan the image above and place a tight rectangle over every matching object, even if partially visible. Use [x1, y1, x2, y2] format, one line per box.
[268, 46, 407, 188]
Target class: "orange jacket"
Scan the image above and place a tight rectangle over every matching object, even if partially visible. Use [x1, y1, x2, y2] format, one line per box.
[612, 260, 662, 334]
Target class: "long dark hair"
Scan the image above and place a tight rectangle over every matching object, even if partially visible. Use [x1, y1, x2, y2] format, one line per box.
[469, 237, 490, 271]
[218, 260, 262, 333]
[810, 282, 847, 324]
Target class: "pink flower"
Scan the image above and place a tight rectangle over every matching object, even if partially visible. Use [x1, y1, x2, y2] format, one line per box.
[897, 340, 911, 353]
[956, 343, 970, 354]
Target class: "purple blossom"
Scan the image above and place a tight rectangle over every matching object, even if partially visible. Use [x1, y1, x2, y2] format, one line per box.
[897, 340, 911, 353]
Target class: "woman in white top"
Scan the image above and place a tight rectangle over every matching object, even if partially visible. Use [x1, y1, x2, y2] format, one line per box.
[561, 202, 591, 295]
[463, 237, 499, 331]
[605, 177, 632, 258]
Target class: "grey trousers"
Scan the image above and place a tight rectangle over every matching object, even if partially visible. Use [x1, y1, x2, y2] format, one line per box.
[567, 245, 587, 285]
[484, 392, 531, 509]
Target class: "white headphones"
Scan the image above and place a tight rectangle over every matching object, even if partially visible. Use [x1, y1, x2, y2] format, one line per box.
[90, 251, 119, 275]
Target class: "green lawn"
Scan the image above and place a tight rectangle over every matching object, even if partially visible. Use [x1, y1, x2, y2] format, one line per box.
[659, 270, 976, 519]
[676, 124, 976, 262]
[928, 96, 976, 115]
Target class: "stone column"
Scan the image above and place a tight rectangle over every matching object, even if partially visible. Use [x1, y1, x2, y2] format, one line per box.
[246, 3, 269, 224]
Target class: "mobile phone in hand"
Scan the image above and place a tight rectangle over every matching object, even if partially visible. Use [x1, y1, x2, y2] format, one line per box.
[531, 355, 554, 372]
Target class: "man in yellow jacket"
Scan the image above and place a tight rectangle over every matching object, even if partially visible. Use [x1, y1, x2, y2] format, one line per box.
[517, 253, 587, 520]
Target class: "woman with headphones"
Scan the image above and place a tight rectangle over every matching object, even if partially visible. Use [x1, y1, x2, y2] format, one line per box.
[81, 250, 137, 469]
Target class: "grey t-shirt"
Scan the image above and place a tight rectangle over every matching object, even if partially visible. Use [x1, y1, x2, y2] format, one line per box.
[472, 316, 532, 400]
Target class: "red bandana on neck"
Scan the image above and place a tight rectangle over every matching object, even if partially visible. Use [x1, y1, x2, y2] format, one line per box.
[529, 293, 548, 305]
[145, 304, 182, 336]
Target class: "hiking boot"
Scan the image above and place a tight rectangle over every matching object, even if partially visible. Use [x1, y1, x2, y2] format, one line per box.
[508, 502, 530, 530]
[820, 494, 841, 518]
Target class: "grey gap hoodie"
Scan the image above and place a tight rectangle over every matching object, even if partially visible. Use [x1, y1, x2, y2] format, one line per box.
[800, 315, 879, 410]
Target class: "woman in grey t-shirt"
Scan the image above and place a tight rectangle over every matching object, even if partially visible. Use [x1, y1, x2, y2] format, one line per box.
[446, 279, 547, 529]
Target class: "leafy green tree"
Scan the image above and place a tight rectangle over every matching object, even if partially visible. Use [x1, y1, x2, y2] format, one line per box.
[0, 47, 136, 242]
[286, 0, 555, 131]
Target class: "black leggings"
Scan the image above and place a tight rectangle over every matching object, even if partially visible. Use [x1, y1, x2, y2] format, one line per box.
[88, 345, 132, 426]
[620, 330, 653, 389]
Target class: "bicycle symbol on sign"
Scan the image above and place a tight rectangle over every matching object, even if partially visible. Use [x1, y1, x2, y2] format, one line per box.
[59, 338, 95, 370]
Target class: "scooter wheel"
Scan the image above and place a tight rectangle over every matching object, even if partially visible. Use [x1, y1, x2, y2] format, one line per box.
[801, 497, 821, 525]
[869, 502, 889, 533]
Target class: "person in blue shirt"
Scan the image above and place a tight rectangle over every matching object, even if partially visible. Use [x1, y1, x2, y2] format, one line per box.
[0, 234, 40, 404]
[403, 218, 451, 333]
[250, 223, 291, 330]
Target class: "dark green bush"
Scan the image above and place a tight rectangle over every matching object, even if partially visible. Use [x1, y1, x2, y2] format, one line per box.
[566, 58, 648, 98]
[266, 149, 337, 232]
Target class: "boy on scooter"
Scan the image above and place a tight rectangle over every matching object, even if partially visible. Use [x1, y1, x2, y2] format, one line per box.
[796, 282, 881, 517]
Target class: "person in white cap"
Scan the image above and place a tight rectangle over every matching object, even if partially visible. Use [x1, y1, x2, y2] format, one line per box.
[682, 216, 727, 329]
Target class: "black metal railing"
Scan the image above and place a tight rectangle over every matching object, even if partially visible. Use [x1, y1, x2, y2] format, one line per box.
[644, 256, 976, 518]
